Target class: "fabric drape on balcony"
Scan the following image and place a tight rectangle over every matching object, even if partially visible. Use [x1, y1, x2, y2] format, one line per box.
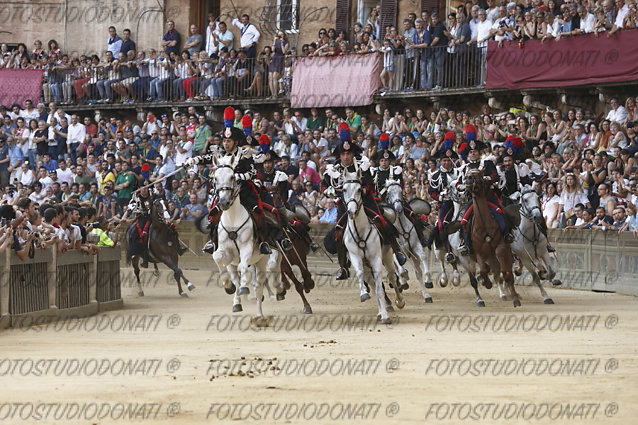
[290, 53, 382, 108]
[0, 69, 44, 108]
[486, 30, 638, 89]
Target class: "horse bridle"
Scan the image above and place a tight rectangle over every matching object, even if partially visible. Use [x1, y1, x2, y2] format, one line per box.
[214, 164, 240, 204]
[343, 179, 374, 250]
[384, 181, 414, 241]
[519, 188, 542, 220]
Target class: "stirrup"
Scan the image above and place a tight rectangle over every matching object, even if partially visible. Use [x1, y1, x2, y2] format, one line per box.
[395, 251, 407, 266]
[281, 238, 293, 250]
[504, 233, 514, 244]
[336, 267, 350, 280]
[547, 244, 556, 253]
[310, 243, 320, 252]
[445, 252, 457, 264]
[459, 244, 470, 256]
[202, 241, 216, 254]
[259, 242, 272, 254]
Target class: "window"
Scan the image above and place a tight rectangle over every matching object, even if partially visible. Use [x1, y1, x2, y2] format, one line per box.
[278, 0, 299, 32]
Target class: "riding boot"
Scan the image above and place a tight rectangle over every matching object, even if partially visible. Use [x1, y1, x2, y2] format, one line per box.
[408, 211, 429, 246]
[250, 208, 272, 254]
[300, 223, 320, 252]
[382, 222, 407, 265]
[458, 227, 471, 256]
[538, 222, 556, 252]
[335, 228, 350, 280]
[203, 227, 217, 254]
[503, 222, 515, 244]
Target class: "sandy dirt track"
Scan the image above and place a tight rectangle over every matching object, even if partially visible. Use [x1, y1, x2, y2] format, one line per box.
[1, 267, 637, 425]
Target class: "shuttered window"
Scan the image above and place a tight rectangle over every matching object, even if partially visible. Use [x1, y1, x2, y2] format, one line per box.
[336, 0, 352, 34]
[379, 0, 397, 40]
[421, 0, 439, 14]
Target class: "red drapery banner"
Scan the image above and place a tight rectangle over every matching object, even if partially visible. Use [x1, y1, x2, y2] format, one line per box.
[486, 29, 638, 90]
[0, 69, 44, 108]
[291, 54, 382, 108]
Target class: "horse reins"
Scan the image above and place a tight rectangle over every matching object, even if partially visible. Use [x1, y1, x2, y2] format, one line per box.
[344, 180, 375, 251]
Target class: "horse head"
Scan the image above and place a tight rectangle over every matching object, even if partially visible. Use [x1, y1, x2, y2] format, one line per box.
[213, 164, 239, 211]
[384, 178, 404, 214]
[342, 171, 363, 219]
[151, 199, 168, 223]
[521, 186, 542, 222]
[466, 169, 490, 197]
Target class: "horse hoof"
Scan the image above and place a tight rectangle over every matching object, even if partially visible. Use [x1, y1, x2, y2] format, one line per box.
[153, 270, 160, 277]
[439, 277, 448, 288]
[477, 300, 485, 307]
[483, 281, 492, 289]
[514, 269, 522, 277]
[302, 306, 313, 314]
[138, 291, 144, 297]
[538, 271, 548, 280]
[552, 279, 562, 286]
[276, 288, 287, 301]
[187, 283, 196, 291]
[224, 284, 236, 295]
[544, 298, 555, 304]
[424, 297, 433, 304]
[386, 305, 394, 312]
[180, 293, 188, 298]
[305, 280, 315, 291]
[238, 286, 250, 296]
[452, 276, 461, 287]
[232, 304, 243, 313]
[380, 317, 392, 325]
[513, 299, 522, 307]
[360, 293, 371, 302]
[424, 281, 433, 289]
[401, 282, 410, 290]
[396, 300, 406, 309]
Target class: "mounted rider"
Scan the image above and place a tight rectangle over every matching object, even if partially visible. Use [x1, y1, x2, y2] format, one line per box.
[255, 134, 319, 252]
[124, 183, 187, 267]
[498, 136, 555, 252]
[190, 107, 281, 255]
[321, 123, 407, 280]
[455, 137, 514, 255]
[370, 143, 429, 246]
[427, 146, 462, 262]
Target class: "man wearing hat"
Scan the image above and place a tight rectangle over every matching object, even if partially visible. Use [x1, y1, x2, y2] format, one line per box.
[371, 148, 429, 246]
[428, 148, 462, 262]
[188, 107, 274, 255]
[321, 123, 407, 280]
[456, 138, 512, 255]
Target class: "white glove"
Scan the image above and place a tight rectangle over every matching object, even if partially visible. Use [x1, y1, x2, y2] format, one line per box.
[509, 191, 521, 201]
[254, 180, 263, 189]
[326, 165, 340, 179]
[324, 186, 336, 198]
[457, 184, 466, 192]
[274, 170, 288, 184]
[392, 165, 403, 175]
[359, 156, 370, 171]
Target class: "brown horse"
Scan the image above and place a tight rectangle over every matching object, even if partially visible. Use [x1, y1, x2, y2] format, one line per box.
[269, 190, 315, 314]
[126, 199, 195, 297]
[465, 170, 520, 307]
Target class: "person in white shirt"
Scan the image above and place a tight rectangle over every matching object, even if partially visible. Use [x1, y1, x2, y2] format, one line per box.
[609, 0, 630, 35]
[19, 100, 39, 121]
[574, 6, 595, 34]
[232, 14, 260, 59]
[469, 9, 493, 49]
[174, 137, 193, 167]
[56, 160, 74, 185]
[606, 97, 628, 124]
[67, 114, 86, 161]
[205, 14, 219, 56]
[469, 5, 481, 39]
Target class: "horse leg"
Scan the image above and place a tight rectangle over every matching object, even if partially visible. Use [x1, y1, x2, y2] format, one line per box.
[504, 270, 520, 307]
[435, 248, 449, 287]
[526, 258, 553, 304]
[370, 255, 391, 324]
[412, 248, 433, 303]
[288, 269, 312, 314]
[254, 264, 265, 319]
[277, 271, 288, 301]
[469, 272, 485, 307]
[227, 265, 243, 312]
[153, 263, 160, 277]
[349, 253, 369, 303]
[132, 257, 144, 296]
[384, 247, 405, 309]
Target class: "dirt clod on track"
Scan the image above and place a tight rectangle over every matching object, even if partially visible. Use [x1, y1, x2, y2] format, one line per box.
[1, 268, 636, 425]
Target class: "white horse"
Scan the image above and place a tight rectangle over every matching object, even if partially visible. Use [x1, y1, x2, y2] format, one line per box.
[431, 183, 465, 288]
[342, 172, 397, 324]
[384, 179, 434, 303]
[505, 187, 561, 304]
[211, 157, 282, 319]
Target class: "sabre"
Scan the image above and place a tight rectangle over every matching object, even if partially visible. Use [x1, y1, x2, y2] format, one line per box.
[133, 166, 185, 195]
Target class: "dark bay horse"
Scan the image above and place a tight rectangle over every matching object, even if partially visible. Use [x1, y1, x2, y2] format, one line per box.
[269, 190, 316, 314]
[126, 199, 195, 297]
[465, 170, 520, 306]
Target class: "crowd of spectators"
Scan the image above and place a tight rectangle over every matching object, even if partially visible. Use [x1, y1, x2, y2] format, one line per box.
[2, 0, 637, 104]
[2, 95, 636, 256]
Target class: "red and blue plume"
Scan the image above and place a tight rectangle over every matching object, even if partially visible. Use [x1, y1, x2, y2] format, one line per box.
[379, 133, 389, 150]
[241, 114, 252, 136]
[223, 106, 235, 128]
[338, 122, 351, 142]
[505, 136, 524, 154]
[458, 142, 468, 161]
[464, 124, 476, 142]
[441, 131, 454, 151]
[141, 163, 149, 179]
[258, 134, 271, 153]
